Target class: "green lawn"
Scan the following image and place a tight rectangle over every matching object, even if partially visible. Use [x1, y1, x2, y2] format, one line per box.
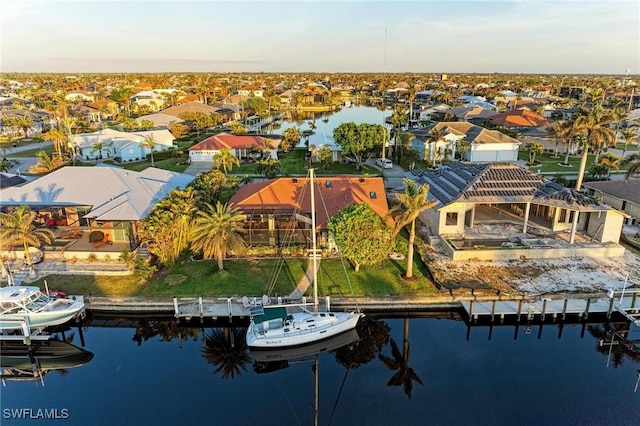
[30, 250, 437, 298]
[517, 151, 634, 174]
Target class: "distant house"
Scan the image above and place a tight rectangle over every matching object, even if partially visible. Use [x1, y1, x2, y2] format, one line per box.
[0, 109, 55, 135]
[187, 132, 280, 162]
[229, 175, 390, 247]
[134, 112, 184, 129]
[404, 162, 625, 259]
[490, 109, 551, 128]
[237, 86, 264, 97]
[72, 128, 175, 162]
[130, 89, 177, 111]
[411, 122, 521, 162]
[583, 180, 640, 224]
[0, 172, 27, 189]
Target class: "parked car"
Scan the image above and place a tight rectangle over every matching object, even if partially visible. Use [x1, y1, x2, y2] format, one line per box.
[375, 158, 393, 169]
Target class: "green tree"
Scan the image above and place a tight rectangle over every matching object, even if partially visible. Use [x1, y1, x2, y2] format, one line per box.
[622, 153, 640, 181]
[141, 136, 156, 167]
[282, 127, 301, 151]
[137, 119, 156, 131]
[621, 128, 639, 158]
[571, 105, 617, 191]
[13, 115, 35, 139]
[168, 122, 188, 139]
[91, 141, 113, 162]
[524, 142, 544, 165]
[428, 128, 445, 167]
[598, 152, 621, 174]
[254, 158, 282, 179]
[29, 151, 67, 174]
[213, 148, 240, 174]
[389, 178, 438, 279]
[390, 106, 408, 160]
[0, 205, 55, 278]
[327, 203, 393, 272]
[190, 202, 246, 271]
[333, 122, 386, 171]
[318, 144, 333, 170]
[43, 128, 68, 158]
[396, 132, 415, 166]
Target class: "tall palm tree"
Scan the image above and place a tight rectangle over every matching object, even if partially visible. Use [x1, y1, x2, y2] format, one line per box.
[44, 128, 68, 157]
[428, 128, 445, 168]
[190, 202, 246, 271]
[621, 128, 639, 158]
[141, 136, 156, 167]
[378, 336, 424, 399]
[396, 132, 415, 167]
[212, 147, 240, 174]
[0, 205, 54, 278]
[390, 106, 408, 160]
[571, 105, 617, 191]
[91, 141, 113, 162]
[388, 178, 438, 279]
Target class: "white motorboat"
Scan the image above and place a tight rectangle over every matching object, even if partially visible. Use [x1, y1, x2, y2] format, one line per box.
[246, 169, 364, 349]
[0, 286, 85, 330]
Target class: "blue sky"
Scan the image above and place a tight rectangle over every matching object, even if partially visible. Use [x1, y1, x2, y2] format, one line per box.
[1, 0, 638, 74]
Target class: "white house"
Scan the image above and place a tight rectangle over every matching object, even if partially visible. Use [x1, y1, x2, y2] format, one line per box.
[187, 133, 279, 162]
[72, 128, 175, 162]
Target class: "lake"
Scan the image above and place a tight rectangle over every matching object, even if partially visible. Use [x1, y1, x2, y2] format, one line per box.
[2, 314, 639, 425]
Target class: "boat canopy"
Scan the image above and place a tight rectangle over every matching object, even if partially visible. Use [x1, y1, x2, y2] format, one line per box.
[251, 307, 288, 324]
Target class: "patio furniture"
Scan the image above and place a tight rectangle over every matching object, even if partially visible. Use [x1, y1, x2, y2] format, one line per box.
[92, 234, 112, 249]
[89, 230, 105, 243]
[61, 229, 83, 239]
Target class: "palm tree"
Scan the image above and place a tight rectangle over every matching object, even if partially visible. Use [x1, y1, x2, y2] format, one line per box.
[571, 105, 617, 191]
[190, 202, 246, 271]
[396, 132, 415, 167]
[428, 128, 445, 168]
[44, 128, 68, 158]
[91, 141, 113, 162]
[621, 128, 639, 158]
[623, 153, 640, 181]
[456, 139, 470, 161]
[598, 152, 622, 176]
[141, 136, 156, 167]
[524, 142, 544, 165]
[13, 115, 35, 139]
[212, 148, 240, 174]
[378, 336, 424, 399]
[255, 158, 282, 179]
[29, 151, 67, 174]
[389, 178, 438, 279]
[0, 205, 55, 278]
[390, 106, 408, 160]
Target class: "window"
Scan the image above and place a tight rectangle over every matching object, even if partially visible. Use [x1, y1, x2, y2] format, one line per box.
[370, 191, 377, 199]
[446, 212, 458, 226]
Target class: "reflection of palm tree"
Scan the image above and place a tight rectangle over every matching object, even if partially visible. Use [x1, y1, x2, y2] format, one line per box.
[201, 327, 250, 379]
[379, 329, 424, 399]
[334, 317, 390, 369]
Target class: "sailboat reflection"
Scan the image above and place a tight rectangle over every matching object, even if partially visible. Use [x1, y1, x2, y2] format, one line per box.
[1, 339, 94, 385]
[251, 329, 360, 374]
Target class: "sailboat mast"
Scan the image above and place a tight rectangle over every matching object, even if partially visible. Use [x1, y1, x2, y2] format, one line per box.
[310, 169, 319, 315]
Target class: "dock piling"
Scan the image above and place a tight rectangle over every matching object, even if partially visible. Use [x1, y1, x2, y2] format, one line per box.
[607, 296, 614, 319]
[199, 297, 204, 322]
[516, 299, 523, 322]
[173, 298, 179, 319]
[583, 299, 591, 320]
[541, 299, 548, 321]
[562, 299, 568, 321]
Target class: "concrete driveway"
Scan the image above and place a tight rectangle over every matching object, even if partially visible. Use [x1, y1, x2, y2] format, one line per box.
[366, 159, 406, 192]
[183, 161, 213, 176]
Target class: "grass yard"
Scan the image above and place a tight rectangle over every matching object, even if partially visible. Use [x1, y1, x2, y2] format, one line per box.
[30, 250, 438, 298]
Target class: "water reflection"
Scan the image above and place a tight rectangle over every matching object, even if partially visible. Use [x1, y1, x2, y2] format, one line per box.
[1, 337, 94, 385]
[201, 327, 250, 379]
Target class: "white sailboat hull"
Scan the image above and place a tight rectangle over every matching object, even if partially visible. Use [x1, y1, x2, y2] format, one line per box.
[247, 310, 363, 349]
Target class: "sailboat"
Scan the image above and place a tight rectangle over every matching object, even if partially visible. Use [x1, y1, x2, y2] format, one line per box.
[246, 169, 364, 349]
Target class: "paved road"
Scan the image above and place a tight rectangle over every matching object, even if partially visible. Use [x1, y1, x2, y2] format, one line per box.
[365, 158, 406, 192]
[2, 140, 53, 175]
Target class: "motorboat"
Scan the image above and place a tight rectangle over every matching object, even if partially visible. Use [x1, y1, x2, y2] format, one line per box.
[0, 286, 85, 330]
[1, 339, 94, 383]
[246, 169, 364, 349]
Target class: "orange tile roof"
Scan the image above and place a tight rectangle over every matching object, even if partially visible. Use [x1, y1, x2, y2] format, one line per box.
[188, 133, 276, 151]
[229, 176, 392, 228]
[490, 109, 551, 128]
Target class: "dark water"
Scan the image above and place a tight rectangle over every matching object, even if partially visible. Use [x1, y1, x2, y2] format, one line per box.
[2, 315, 639, 426]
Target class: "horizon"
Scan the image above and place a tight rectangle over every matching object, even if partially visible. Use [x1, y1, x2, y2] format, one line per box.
[1, 1, 639, 74]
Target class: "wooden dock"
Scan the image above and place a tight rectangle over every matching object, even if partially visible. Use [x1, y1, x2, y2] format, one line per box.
[461, 289, 640, 324]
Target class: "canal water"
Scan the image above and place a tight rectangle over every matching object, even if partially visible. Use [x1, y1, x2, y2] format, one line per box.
[2, 315, 638, 425]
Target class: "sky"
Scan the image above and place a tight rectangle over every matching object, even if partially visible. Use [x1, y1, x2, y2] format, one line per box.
[1, 0, 639, 74]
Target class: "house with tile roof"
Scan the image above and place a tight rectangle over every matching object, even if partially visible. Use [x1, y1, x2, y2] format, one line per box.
[490, 109, 551, 128]
[187, 132, 280, 162]
[0, 166, 194, 258]
[229, 175, 390, 248]
[405, 162, 625, 260]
